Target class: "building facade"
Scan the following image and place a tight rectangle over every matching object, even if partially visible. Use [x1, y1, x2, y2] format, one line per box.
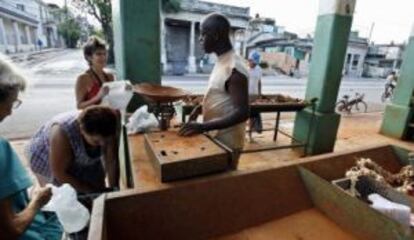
[364, 43, 404, 78]
[248, 23, 369, 78]
[161, 0, 250, 75]
[343, 31, 369, 77]
[0, 0, 63, 54]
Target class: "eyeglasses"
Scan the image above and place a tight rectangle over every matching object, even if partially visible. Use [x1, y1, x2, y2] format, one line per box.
[12, 99, 22, 109]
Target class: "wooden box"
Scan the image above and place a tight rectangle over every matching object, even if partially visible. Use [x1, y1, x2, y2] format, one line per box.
[144, 131, 231, 182]
[89, 145, 414, 240]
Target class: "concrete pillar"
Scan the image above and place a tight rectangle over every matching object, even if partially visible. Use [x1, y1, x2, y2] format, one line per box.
[112, 0, 160, 111]
[0, 18, 8, 50]
[13, 21, 21, 52]
[292, 0, 356, 155]
[357, 54, 365, 77]
[188, 21, 197, 74]
[392, 59, 398, 71]
[380, 24, 414, 139]
[161, 16, 168, 73]
[25, 25, 32, 45]
[348, 53, 354, 73]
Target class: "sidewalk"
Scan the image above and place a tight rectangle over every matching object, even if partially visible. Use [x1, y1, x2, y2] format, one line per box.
[7, 48, 66, 62]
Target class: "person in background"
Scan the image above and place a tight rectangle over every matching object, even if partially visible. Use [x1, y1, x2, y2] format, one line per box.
[247, 51, 263, 141]
[179, 13, 249, 169]
[385, 71, 398, 95]
[37, 39, 43, 51]
[27, 106, 120, 194]
[75, 36, 114, 109]
[0, 55, 62, 239]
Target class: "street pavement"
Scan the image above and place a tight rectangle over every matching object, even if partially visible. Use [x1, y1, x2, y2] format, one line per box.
[0, 49, 389, 140]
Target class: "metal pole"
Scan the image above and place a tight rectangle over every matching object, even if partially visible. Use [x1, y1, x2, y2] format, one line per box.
[368, 22, 375, 44]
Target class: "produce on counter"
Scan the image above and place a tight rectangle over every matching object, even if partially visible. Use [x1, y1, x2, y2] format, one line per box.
[182, 94, 305, 106]
[345, 158, 414, 197]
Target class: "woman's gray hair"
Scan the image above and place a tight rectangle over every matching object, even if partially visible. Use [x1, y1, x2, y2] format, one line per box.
[0, 54, 26, 102]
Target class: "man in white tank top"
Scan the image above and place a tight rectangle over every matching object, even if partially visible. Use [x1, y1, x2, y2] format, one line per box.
[179, 13, 249, 169]
[248, 51, 263, 141]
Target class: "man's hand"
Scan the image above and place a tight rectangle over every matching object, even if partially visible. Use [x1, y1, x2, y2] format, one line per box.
[188, 105, 202, 122]
[179, 122, 205, 136]
[32, 187, 52, 209]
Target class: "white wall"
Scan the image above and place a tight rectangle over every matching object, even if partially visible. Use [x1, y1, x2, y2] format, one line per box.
[344, 46, 368, 77]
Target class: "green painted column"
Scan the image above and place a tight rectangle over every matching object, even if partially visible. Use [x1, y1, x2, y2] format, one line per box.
[293, 0, 356, 155]
[380, 25, 414, 139]
[112, 0, 161, 111]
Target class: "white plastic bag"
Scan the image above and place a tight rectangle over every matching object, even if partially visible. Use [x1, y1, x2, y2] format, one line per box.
[368, 193, 411, 227]
[42, 184, 90, 233]
[102, 80, 133, 110]
[126, 105, 158, 134]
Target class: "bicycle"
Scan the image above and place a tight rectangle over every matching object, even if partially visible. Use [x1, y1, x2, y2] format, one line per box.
[381, 85, 395, 102]
[336, 93, 368, 114]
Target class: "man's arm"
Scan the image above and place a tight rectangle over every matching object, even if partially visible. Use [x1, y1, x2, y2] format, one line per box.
[179, 69, 249, 136]
[203, 69, 249, 130]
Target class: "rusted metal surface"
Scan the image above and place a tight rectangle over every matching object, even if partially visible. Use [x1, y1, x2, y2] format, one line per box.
[144, 131, 231, 182]
[134, 83, 190, 103]
[181, 94, 309, 120]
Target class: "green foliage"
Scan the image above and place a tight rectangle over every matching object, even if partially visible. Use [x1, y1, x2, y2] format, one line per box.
[58, 18, 81, 48]
[90, 28, 105, 39]
[71, 0, 182, 61]
[72, 0, 114, 61]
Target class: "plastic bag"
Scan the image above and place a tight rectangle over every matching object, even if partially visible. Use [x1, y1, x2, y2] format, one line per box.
[368, 193, 411, 227]
[42, 184, 90, 233]
[102, 80, 133, 110]
[126, 105, 158, 134]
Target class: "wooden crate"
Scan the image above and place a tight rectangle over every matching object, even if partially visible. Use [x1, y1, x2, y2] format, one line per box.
[144, 131, 231, 182]
[89, 144, 413, 240]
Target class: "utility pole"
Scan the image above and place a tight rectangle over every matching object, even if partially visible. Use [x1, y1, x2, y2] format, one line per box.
[368, 22, 375, 44]
[64, 0, 68, 20]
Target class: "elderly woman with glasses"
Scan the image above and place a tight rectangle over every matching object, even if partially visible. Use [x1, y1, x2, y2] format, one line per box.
[0, 56, 62, 239]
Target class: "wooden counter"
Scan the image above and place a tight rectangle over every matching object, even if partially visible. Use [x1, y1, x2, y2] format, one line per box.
[92, 143, 410, 240]
[120, 131, 303, 190]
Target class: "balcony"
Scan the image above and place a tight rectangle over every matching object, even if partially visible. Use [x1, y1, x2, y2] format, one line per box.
[0, 1, 39, 24]
[181, 0, 250, 20]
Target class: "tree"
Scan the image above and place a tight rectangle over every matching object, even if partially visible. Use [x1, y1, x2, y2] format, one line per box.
[58, 17, 82, 48]
[71, 0, 114, 63]
[71, 0, 182, 63]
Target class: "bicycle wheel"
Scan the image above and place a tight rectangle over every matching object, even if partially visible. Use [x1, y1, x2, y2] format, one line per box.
[353, 101, 368, 113]
[336, 101, 346, 113]
[381, 92, 387, 102]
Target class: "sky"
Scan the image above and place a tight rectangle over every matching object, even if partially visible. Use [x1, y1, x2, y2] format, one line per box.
[45, 0, 414, 44]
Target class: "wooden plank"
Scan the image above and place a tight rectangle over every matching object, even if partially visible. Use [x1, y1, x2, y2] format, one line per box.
[119, 126, 133, 188]
[299, 167, 413, 240]
[104, 164, 313, 240]
[144, 131, 230, 182]
[215, 208, 360, 240]
[88, 195, 107, 240]
[91, 144, 412, 240]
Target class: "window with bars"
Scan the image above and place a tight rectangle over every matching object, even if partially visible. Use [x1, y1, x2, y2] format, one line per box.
[16, 4, 25, 12]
